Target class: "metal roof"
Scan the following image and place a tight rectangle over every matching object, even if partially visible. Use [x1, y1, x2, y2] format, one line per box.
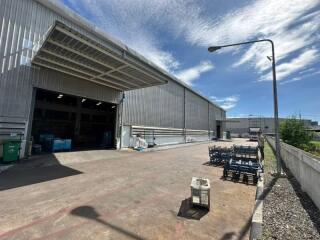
[34, 0, 225, 111]
[32, 21, 168, 91]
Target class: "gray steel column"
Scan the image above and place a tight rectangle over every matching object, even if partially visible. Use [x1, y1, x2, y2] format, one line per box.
[183, 87, 187, 143]
[208, 38, 282, 174]
[208, 101, 210, 140]
[270, 41, 282, 174]
[25, 88, 37, 158]
[119, 92, 125, 149]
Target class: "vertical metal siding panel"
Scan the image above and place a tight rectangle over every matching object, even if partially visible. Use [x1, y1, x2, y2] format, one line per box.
[123, 80, 184, 128]
[0, 0, 9, 116]
[1, 0, 16, 116]
[209, 104, 216, 130]
[1, 0, 12, 73]
[9, 0, 26, 117]
[185, 90, 208, 130]
[0, 0, 5, 48]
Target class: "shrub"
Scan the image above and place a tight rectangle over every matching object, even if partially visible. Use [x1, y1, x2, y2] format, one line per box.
[300, 143, 317, 152]
[280, 117, 314, 148]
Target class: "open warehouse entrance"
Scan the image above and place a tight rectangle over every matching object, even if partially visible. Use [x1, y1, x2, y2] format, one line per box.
[31, 88, 117, 153]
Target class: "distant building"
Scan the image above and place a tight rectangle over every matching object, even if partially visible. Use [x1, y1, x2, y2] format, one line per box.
[226, 117, 317, 137]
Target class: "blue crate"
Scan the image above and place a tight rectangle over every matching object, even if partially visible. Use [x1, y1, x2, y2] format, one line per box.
[64, 139, 72, 151]
[52, 139, 65, 152]
[39, 134, 54, 143]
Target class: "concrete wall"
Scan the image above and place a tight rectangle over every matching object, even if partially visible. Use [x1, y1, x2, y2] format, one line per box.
[266, 136, 320, 210]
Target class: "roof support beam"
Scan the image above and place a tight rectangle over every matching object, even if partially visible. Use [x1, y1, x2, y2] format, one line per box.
[35, 56, 129, 90]
[42, 51, 138, 88]
[90, 65, 127, 81]
[46, 39, 148, 86]
[41, 48, 105, 74]
[33, 61, 124, 90]
[48, 39, 117, 71]
[55, 26, 167, 84]
[113, 69, 153, 85]
[42, 49, 146, 88]
[38, 51, 137, 89]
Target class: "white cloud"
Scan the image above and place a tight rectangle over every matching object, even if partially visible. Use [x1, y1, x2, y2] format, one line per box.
[62, 0, 183, 72]
[280, 69, 320, 85]
[164, 0, 320, 82]
[179, 0, 319, 46]
[260, 48, 319, 81]
[62, 0, 320, 83]
[175, 61, 214, 85]
[216, 0, 320, 81]
[210, 95, 240, 110]
[299, 68, 316, 75]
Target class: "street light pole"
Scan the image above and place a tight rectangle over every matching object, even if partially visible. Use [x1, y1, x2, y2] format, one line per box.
[208, 39, 282, 174]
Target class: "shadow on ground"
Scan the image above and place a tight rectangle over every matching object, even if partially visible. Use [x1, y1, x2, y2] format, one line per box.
[218, 174, 280, 240]
[0, 155, 82, 191]
[177, 198, 209, 220]
[71, 206, 146, 240]
[267, 143, 320, 233]
[202, 161, 224, 168]
[285, 168, 320, 234]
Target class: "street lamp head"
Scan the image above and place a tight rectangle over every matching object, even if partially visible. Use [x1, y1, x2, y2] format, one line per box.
[208, 46, 222, 52]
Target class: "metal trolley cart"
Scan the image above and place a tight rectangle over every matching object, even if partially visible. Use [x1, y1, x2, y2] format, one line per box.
[208, 146, 233, 165]
[223, 159, 262, 184]
[233, 145, 258, 161]
[223, 145, 262, 184]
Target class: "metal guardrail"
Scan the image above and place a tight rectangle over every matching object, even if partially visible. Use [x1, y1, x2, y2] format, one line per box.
[131, 125, 213, 137]
[0, 121, 25, 137]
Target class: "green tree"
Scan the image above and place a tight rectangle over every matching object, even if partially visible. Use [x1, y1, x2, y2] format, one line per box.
[280, 117, 314, 148]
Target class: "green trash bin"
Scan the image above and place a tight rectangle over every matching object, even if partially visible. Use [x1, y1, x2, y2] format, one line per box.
[3, 140, 21, 162]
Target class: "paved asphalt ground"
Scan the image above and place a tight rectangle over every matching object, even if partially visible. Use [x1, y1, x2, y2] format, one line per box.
[0, 139, 256, 240]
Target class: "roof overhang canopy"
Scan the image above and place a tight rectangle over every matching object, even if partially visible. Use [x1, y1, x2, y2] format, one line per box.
[32, 21, 168, 91]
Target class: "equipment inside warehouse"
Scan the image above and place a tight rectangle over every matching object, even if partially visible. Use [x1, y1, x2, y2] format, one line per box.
[31, 89, 117, 153]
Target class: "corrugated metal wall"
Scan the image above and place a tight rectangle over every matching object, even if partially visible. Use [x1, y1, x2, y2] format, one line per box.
[0, 0, 121, 134]
[123, 80, 184, 129]
[185, 90, 208, 130]
[0, 0, 226, 147]
[123, 79, 226, 132]
[209, 104, 217, 131]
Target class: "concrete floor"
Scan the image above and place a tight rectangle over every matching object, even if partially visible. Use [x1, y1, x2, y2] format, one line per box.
[0, 139, 257, 240]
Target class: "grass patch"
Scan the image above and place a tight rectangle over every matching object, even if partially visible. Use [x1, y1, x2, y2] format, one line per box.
[263, 142, 277, 173]
[311, 141, 320, 147]
[308, 141, 320, 157]
[259, 142, 278, 240]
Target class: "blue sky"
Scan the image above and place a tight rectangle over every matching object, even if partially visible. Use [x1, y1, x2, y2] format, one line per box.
[60, 0, 320, 122]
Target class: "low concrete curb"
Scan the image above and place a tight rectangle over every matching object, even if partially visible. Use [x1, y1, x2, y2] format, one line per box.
[250, 174, 264, 240]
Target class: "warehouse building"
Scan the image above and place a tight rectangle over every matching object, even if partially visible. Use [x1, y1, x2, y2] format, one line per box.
[0, 0, 225, 158]
[226, 117, 316, 137]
